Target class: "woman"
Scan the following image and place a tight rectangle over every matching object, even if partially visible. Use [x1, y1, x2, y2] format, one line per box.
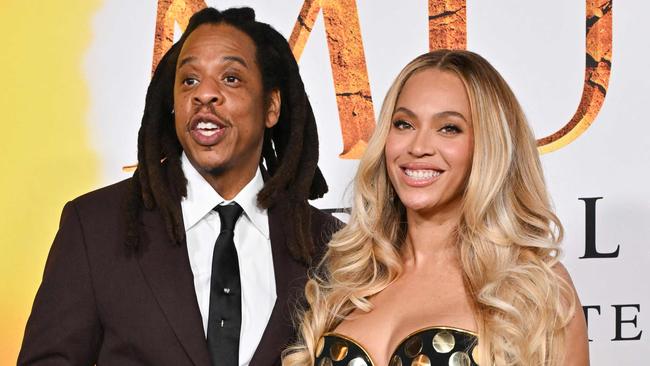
[284, 50, 589, 365]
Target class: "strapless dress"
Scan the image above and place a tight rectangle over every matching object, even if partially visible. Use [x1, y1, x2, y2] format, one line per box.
[315, 326, 478, 366]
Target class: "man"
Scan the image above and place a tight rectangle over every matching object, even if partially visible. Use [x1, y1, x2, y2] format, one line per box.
[19, 7, 339, 366]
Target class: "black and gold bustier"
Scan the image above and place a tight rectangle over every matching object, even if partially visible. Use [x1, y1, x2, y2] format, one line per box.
[315, 326, 478, 366]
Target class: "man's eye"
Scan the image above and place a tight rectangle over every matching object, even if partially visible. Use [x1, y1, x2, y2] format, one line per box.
[223, 75, 240, 84]
[392, 119, 413, 130]
[440, 124, 461, 134]
[182, 78, 199, 87]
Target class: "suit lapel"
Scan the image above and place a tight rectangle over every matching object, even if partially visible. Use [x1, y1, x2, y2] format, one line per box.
[137, 208, 212, 366]
[249, 200, 308, 366]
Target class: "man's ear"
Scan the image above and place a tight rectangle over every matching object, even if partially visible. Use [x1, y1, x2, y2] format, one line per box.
[265, 88, 281, 128]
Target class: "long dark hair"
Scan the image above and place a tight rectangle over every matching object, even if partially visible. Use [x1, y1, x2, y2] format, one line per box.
[126, 7, 328, 263]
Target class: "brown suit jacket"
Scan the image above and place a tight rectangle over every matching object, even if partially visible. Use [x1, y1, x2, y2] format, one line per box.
[18, 179, 340, 366]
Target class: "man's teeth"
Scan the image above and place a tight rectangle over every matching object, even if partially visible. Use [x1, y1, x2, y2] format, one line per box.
[404, 169, 441, 180]
[196, 121, 221, 137]
[197, 121, 219, 130]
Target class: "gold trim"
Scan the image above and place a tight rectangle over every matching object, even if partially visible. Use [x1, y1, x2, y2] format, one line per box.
[400, 325, 478, 340]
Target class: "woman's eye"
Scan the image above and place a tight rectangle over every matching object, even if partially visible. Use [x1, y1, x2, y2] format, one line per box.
[392, 119, 413, 130]
[440, 124, 461, 134]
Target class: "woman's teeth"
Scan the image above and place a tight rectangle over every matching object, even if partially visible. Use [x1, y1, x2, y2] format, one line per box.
[404, 169, 441, 180]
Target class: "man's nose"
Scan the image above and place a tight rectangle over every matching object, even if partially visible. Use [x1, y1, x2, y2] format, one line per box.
[193, 80, 223, 106]
[408, 129, 435, 157]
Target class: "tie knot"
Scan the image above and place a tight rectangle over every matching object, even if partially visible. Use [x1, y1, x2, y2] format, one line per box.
[215, 203, 243, 232]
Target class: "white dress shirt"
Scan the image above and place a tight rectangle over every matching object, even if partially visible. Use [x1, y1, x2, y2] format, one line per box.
[180, 153, 276, 366]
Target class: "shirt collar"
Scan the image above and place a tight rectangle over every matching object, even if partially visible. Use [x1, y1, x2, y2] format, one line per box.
[180, 152, 269, 239]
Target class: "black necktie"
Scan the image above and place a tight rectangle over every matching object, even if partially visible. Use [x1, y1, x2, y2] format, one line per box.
[207, 203, 243, 366]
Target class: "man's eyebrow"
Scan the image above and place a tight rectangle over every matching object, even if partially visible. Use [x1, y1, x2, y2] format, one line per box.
[222, 55, 248, 68]
[177, 55, 249, 69]
[177, 56, 197, 69]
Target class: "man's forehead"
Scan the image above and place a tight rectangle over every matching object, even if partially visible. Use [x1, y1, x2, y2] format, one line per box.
[178, 23, 257, 63]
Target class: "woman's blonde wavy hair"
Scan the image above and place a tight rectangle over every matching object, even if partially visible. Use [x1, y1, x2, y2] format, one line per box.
[283, 50, 575, 366]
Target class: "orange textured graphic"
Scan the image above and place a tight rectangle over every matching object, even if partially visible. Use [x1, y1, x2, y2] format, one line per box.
[288, 0, 321, 60]
[428, 0, 467, 50]
[152, 0, 207, 73]
[538, 0, 612, 151]
[289, 0, 375, 159]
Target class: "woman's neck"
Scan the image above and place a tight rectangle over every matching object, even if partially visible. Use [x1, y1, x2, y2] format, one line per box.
[402, 206, 462, 267]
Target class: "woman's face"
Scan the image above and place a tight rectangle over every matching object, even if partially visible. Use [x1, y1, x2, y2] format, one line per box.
[385, 68, 474, 217]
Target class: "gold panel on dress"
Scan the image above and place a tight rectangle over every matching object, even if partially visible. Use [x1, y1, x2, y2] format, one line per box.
[316, 337, 325, 357]
[432, 331, 455, 353]
[404, 336, 423, 358]
[330, 341, 349, 361]
[347, 357, 368, 366]
[449, 351, 471, 366]
[390, 355, 403, 366]
[411, 354, 431, 366]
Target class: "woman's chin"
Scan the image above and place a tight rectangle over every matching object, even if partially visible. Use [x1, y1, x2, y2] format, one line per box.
[401, 199, 438, 214]
[400, 196, 463, 220]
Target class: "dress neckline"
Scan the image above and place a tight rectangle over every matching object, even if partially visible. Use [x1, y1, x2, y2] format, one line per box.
[323, 325, 478, 365]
